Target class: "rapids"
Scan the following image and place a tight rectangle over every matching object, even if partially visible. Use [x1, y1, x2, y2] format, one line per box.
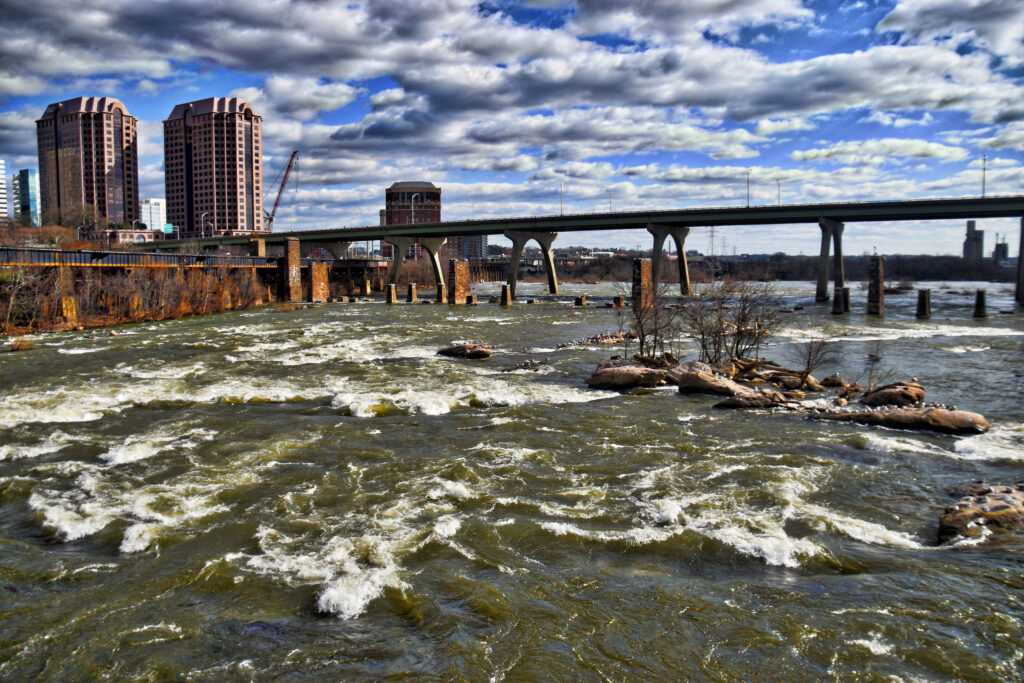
[1, 281, 1022, 679]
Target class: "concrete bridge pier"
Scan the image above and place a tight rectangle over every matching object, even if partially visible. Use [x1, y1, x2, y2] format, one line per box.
[419, 238, 448, 291]
[301, 240, 352, 259]
[816, 218, 845, 302]
[1017, 217, 1024, 307]
[647, 224, 691, 295]
[504, 230, 559, 298]
[385, 236, 416, 286]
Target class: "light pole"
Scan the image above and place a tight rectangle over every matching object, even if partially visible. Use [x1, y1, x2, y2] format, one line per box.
[982, 154, 987, 198]
[471, 199, 475, 220]
[560, 181, 565, 216]
[746, 168, 751, 207]
[131, 218, 140, 231]
[200, 212, 208, 239]
[776, 178, 781, 206]
[607, 189, 612, 212]
[410, 193, 420, 224]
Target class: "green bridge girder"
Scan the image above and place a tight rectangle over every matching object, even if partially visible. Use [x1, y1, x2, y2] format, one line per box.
[138, 196, 1024, 252]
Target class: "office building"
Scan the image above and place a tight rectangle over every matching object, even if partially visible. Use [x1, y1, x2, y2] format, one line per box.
[12, 168, 41, 227]
[139, 198, 166, 233]
[35, 97, 139, 225]
[163, 97, 266, 237]
[381, 181, 440, 259]
[963, 220, 984, 261]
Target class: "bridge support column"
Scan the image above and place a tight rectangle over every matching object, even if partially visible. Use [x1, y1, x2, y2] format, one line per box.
[310, 262, 329, 303]
[867, 254, 884, 315]
[1017, 217, 1024, 307]
[505, 231, 559, 297]
[816, 218, 844, 302]
[385, 236, 416, 286]
[301, 240, 352, 259]
[449, 259, 470, 305]
[418, 238, 448, 289]
[648, 224, 691, 295]
[249, 238, 266, 257]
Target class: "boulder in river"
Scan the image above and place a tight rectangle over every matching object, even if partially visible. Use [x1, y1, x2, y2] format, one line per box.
[859, 380, 925, 407]
[938, 483, 1024, 542]
[437, 343, 493, 359]
[809, 405, 988, 435]
[677, 368, 758, 398]
[821, 374, 845, 387]
[587, 364, 667, 390]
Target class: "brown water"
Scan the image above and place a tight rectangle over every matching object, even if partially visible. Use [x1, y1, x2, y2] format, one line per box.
[1, 281, 1023, 680]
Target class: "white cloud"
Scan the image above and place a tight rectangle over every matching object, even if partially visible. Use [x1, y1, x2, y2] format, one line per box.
[791, 138, 969, 164]
[859, 111, 934, 128]
[878, 0, 1024, 66]
[756, 117, 817, 135]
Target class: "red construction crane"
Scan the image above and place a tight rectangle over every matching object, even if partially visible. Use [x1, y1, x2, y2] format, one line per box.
[264, 150, 299, 230]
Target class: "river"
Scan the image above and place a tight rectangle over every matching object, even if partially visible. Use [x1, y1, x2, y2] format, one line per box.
[1, 280, 1022, 680]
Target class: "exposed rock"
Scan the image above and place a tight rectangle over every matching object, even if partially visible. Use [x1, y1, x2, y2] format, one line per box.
[588, 365, 667, 391]
[437, 343, 493, 359]
[809, 406, 988, 435]
[502, 360, 548, 373]
[803, 376, 827, 392]
[938, 484, 1024, 542]
[709, 362, 737, 378]
[859, 381, 925, 407]
[839, 382, 863, 400]
[713, 388, 789, 409]
[677, 369, 759, 398]
[821, 374, 845, 387]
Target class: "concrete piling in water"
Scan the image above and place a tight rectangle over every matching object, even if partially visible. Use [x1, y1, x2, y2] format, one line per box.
[310, 262, 329, 303]
[974, 289, 987, 318]
[632, 258, 654, 310]
[386, 284, 398, 304]
[283, 236, 302, 302]
[916, 289, 932, 318]
[841, 287, 851, 313]
[436, 284, 448, 304]
[500, 284, 513, 306]
[361, 279, 372, 296]
[867, 254, 884, 315]
[407, 283, 417, 303]
[575, 296, 588, 307]
[612, 295, 625, 308]
[831, 288, 844, 314]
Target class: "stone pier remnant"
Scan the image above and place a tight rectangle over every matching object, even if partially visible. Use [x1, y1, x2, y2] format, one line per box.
[284, 236, 302, 302]
[436, 283, 448, 304]
[407, 283, 418, 303]
[647, 224, 691, 295]
[575, 296, 588, 307]
[361, 279, 372, 296]
[612, 296, 625, 308]
[816, 217, 845, 302]
[249, 238, 266, 257]
[500, 284, 513, 306]
[448, 259, 470, 305]
[916, 289, 932, 318]
[310, 262, 329, 303]
[974, 289, 987, 318]
[867, 254, 884, 315]
[386, 284, 398, 304]
[632, 258, 654, 309]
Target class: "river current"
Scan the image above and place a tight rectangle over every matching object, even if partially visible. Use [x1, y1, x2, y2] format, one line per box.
[1, 280, 1022, 680]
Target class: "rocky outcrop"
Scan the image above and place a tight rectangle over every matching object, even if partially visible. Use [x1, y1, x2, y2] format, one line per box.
[821, 374, 845, 387]
[938, 483, 1024, 541]
[677, 368, 758, 397]
[587, 364, 667, 390]
[808, 406, 989, 434]
[437, 343, 493, 359]
[859, 381, 925, 407]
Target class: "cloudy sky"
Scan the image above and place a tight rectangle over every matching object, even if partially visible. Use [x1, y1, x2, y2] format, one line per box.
[2, 0, 1023, 255]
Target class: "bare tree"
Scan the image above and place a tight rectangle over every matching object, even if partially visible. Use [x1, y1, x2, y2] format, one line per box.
[681, 279, 780, 364]
[629, 281, 681, 358]
[862, 339, 895, 391]
[787, 338, 838, 388]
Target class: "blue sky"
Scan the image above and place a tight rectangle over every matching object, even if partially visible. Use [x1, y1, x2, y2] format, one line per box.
[2, 0, 1023, 255]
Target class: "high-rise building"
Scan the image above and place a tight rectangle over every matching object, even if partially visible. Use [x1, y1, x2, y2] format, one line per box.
[35, 97, 139, 226]
[139, 198, 166, 233]
[963, 220, 984, 261]
[0, 160, 8, 220]
[163, 97, 266, 238]
[12, 168, 41, 227]
[381, 181, 441, 259]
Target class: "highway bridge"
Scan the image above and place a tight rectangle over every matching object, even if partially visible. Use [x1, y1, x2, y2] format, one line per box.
[137, 196, 1024, 305]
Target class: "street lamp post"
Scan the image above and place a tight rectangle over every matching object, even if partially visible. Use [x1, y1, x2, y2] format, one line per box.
[607, 189, 612, 212]
[200, 212, 208, 239]
[982, 155, 987, 198]
[560, 181, 565, 216]
[777, 178, 781, 206]
[746, 169, 751, 207]
[410, 193, 420, 224]
[471, 199, 475, 220]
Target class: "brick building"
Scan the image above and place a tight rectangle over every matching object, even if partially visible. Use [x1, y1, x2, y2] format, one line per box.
[163, 97, 266, 238]
[35, 97, 139, 226]
[380, 181, 441, 259]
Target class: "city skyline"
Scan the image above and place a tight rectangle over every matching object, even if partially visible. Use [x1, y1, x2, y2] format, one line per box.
[1, 0, 1023, 255]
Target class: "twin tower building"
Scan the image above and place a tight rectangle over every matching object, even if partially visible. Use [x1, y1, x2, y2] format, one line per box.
[36, 96, 266, 238]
